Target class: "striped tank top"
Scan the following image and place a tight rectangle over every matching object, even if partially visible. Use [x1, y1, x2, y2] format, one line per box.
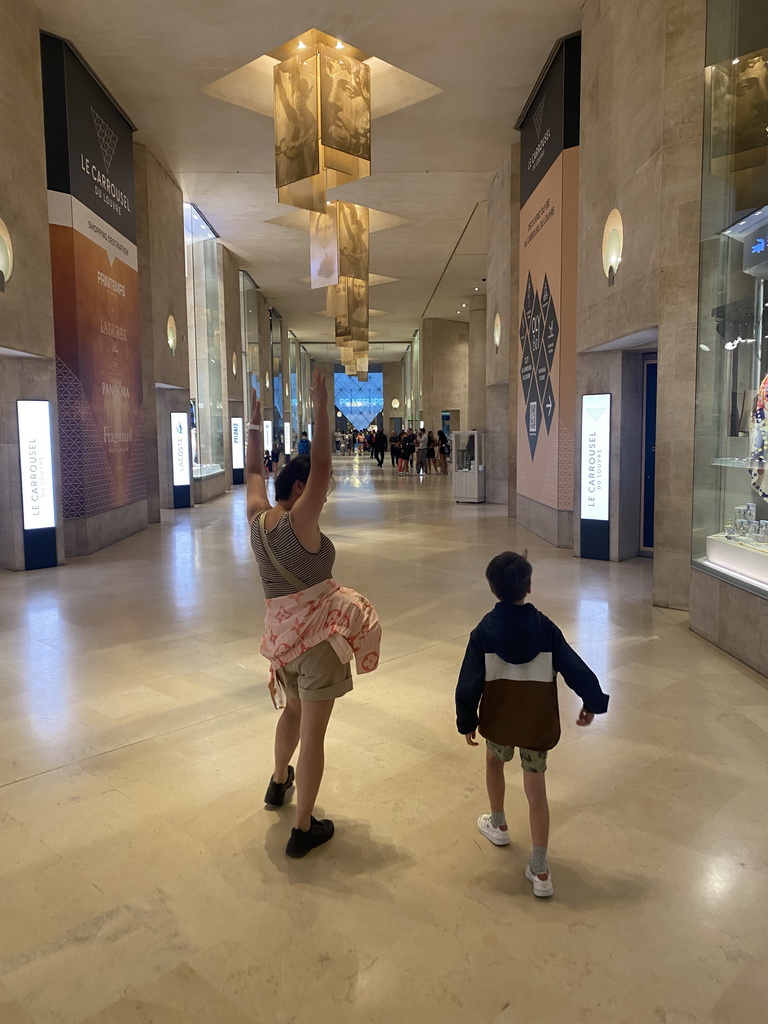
[250, 510, 336, 598]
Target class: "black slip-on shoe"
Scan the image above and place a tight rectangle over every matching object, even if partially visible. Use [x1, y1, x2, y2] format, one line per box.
[285, 816, 334, 858]
[264, 765, 294, 807]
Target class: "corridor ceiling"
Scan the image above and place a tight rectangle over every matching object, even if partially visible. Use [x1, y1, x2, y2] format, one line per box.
[34, 0, 581, 354]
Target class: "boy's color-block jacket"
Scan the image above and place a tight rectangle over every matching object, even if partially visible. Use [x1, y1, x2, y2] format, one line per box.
[455, 602, 609, 751]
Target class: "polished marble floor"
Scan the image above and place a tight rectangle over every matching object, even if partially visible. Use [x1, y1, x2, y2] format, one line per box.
[1, 457, 767, 1023]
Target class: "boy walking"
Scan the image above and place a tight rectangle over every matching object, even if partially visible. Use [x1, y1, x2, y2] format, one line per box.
[455, 551, 609, 898]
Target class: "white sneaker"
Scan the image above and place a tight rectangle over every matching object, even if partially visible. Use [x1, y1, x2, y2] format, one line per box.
[525, 863, 554, 898]
[476, 814, 511, 846]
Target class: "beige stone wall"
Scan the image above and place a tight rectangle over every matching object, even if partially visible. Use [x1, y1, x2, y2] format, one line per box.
[220, 245, 243, 482]
[0, 0, 55, 361]
[576, 0, 706, 606]
[382, 361, 403, 432]
[134, 144, 190, 518]
[0, 0, 65, 569]
[420, 318, 469, 436]
[486, 142, 521, 509]
[653, 0, 706, 609]
[467, 298, 487, 430]
[577, 1, 665, 353]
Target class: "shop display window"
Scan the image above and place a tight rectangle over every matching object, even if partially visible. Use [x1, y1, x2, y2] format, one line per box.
[693, 1, 768, 592]
[184, 204, 225, 479]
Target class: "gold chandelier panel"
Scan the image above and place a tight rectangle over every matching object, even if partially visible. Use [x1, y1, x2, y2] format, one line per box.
[272, 31, 372, 376]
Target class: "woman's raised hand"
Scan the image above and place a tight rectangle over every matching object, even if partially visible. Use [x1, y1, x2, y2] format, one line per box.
[310, 368, 327, 407]
[250, 388, 262, 426]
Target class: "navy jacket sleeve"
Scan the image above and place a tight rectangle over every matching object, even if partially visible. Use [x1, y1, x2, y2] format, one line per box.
[455, 627, 486, 734]
[551, 627, 609, 714]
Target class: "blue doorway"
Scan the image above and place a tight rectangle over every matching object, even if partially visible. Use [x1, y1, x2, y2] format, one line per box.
[641, 355, 657, 553]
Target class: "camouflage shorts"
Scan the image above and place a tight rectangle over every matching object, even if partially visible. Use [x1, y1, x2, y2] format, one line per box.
[485, 740, 548, 773]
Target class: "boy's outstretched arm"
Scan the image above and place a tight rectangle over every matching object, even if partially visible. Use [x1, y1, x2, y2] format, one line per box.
[455, 628, 486, 736]
[551, 627, 609, 719]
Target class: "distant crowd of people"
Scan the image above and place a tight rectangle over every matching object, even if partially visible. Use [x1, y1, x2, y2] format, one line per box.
[333, 427, 451, 475]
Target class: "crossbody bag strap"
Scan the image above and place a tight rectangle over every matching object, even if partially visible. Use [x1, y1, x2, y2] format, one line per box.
[257, 511, 308, 591]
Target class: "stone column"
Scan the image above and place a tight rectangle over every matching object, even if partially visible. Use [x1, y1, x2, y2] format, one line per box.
[0, 0, 64, 569]
[420, 318, 469, 435]
[467, 296, 487, 431]
[134, 143, 191, 518]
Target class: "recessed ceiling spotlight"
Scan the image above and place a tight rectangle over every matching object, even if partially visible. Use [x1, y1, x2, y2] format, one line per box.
[456, 310, 461, 315]
[461, 303, 467, 307]
[298, 40, 307, 49]
[336, 41, 345, 49]
[733, 58, 740, 65]
[474, 286, 479, 291]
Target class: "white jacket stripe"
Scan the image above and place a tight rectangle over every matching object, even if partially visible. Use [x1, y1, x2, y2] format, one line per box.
[484, 652, 554, 681]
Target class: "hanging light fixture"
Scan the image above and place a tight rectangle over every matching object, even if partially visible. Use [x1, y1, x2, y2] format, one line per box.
[272, 30, 372, 376]
[272, 30, 371, 213]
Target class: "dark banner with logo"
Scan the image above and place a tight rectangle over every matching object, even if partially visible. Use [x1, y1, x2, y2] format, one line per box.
[41, 34, 145, 521]
[519, 35, 580, 207]
[516, 34, 580, 522]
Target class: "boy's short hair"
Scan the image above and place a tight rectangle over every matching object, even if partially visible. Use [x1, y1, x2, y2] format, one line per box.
[485, 550, 532, 603]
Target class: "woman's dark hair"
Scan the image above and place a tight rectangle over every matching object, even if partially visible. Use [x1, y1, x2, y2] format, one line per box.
[438, 429, 447, 442]
[485, 550, 532, 603]
[275, 455, 311, 501]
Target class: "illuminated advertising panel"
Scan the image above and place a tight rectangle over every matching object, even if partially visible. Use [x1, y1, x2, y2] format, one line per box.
[17, 401, 56, 530]
[580, 394, 611, 521]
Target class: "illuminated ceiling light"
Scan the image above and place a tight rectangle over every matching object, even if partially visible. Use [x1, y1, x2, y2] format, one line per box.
[461, 303, 467, 307]
[732, 58, 739, 65]
[474, 286, 479, 291]
[298, 41, 307, 49]
[336, 41, 344, 49]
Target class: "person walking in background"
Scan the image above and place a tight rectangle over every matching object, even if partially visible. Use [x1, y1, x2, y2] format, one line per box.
[390, 428, 399, 468]
[455, 550, 609, 897]
[398, 431, 411, 476]
[427, 431, 438, 475]
[373, 429, 387, 467]
[297, 431, 311, 456]
[416, 429, 428, 475]
[334, 428, 341, 453]
[264, 449, 274, 476]
[246, 371, 381, 858]
[437, 430, 450, 475]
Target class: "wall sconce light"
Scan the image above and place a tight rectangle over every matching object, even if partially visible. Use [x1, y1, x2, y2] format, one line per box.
[0, 216, 14, 292]
[493, 313, 501, 350]
[166, 315, 177, 353]
[602, 209, 623, 287]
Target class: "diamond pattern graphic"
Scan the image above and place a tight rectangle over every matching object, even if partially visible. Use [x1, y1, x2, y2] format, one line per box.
[542, 377, 556, 434]
[56, 357, 146, 518]
[526, 397, 539, 459]
[91, 107, 118, 173]
[586, 403, 609, 423]
[533, 95, 546, 141]
[544, 301, 559, 369]
[519, 272, 559, 460]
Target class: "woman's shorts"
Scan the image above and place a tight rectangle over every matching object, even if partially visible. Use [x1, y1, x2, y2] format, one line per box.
[277, 640, 354, 702]
[486, 739, 547, 773]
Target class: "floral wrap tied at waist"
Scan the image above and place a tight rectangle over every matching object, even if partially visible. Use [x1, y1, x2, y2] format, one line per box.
[261, 578, 381, 707]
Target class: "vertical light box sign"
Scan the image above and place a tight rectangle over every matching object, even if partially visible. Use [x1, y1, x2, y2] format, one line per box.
[231, 417, 244, 485]
[263, 420, 274, 455]
[580, 394, 611, 560]
[170, 412, 191, 508]
[284, 423, 292, 456]
[17, 401, 57, 569]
